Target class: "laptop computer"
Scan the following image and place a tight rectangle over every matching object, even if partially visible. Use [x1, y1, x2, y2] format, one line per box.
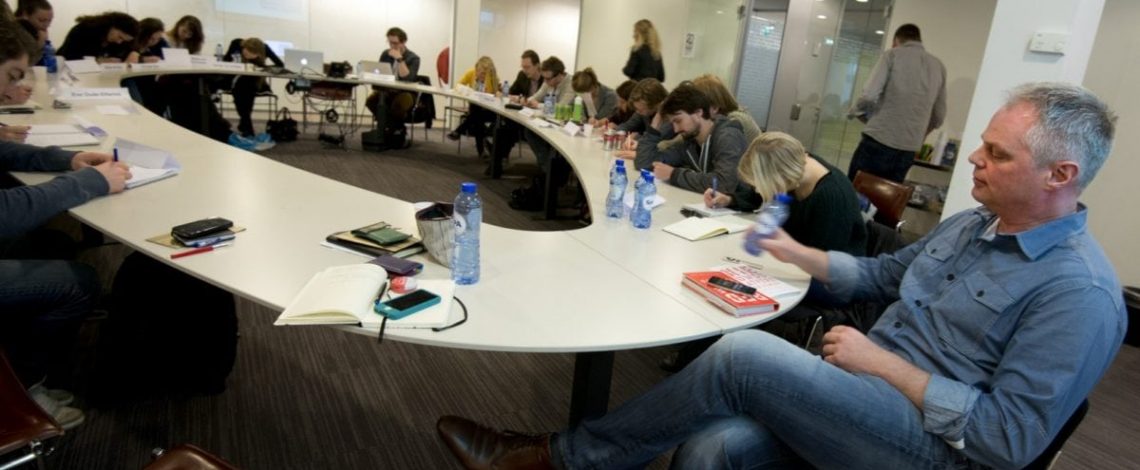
[358, 60, 394, 76]
[284, 49, 324, 75]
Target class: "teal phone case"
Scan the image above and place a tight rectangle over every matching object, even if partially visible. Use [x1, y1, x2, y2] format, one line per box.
[374, 291, 440, 319]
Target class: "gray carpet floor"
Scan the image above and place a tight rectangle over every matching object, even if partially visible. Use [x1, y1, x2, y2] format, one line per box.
[36, 123, 1140, 469]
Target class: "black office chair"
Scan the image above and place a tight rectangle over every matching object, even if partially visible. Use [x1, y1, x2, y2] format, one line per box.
[1022, 399, 1090, 470]
[405, 75, 436, 145]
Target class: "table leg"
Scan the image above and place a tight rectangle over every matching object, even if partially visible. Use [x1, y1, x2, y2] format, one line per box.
[490, 115, 504, 179]
[568, 351, 614, 427]
[195, 76, 210, 136]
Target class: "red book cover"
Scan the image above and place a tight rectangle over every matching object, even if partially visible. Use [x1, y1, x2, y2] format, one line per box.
[682, 270, 780, 317]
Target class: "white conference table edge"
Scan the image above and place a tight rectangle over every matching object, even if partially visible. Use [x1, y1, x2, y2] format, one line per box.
[11, 65, 810, 354]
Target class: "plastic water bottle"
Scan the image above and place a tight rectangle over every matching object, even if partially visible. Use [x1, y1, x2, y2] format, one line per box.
[631, 172, 656, 229]
[606, 163, 628, 219]
[451, 182, 482, 285]
[475, 79, 485, 93]
[744, 193, 794, 256]
[501, 80, 509, 93]
[42, 40, 57, 74]
[543, 91, 555, 117]
[214, 43, 224, 62]
[572, 95, 584, 123]
[609, 159, 625, 179]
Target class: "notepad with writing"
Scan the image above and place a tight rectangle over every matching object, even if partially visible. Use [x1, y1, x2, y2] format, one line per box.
[114, 138, 181, 189]
[663, 216, 750, 241]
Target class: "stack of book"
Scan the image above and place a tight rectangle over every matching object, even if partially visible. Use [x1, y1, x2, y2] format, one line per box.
[325, 221, 424, 258]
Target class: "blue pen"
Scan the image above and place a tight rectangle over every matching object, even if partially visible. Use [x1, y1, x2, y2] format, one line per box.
[711, 176, 719, 208]
[113, 147, 118, 162]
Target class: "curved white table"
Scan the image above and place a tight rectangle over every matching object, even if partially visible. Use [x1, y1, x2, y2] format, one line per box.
[10, 65, 810, 424]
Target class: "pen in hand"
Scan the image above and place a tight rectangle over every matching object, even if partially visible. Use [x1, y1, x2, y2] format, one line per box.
[711, 176, 719, 208]
[113, 147, 118, 162]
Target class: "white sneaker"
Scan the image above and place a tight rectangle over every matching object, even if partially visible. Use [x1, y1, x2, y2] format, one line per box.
[30, 386, 85, 430]
[28, 383, 75, 406]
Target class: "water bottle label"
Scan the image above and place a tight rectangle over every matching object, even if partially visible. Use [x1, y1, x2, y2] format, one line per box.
[641, 196, 655, 210]
[452, 213, 467, 235]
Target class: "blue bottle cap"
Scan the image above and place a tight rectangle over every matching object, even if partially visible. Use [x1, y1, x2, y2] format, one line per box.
[615, 165, 626, 174]
[643, 173, 654, 183]
[615, 159, 625, 166]
[775, 193, 793, 203]
[461, 182, 477, 193]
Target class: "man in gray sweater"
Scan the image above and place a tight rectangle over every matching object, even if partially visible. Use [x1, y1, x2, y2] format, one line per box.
[0, 21, 131, 430]
[635, 84, 747, 195]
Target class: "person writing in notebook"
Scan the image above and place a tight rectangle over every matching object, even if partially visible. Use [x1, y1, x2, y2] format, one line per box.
[0, 22, 130, 431]
[635, 83, 748, 195]
[435, 82, 1126, 470]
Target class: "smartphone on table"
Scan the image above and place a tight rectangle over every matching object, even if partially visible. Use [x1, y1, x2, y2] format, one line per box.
[708, 276, 757, 295]
[374, 289, 440, 320]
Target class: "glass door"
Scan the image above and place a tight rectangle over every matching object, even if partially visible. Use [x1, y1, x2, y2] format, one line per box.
[674, 0, 749, 86]
[734, 0, 790, 129]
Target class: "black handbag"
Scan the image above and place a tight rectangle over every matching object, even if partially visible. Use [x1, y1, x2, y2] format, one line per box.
[266, 107, 299, 142]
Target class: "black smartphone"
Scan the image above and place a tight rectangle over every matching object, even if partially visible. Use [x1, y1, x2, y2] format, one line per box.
[708, 276, 757, 295]
[172, 217, 233, 241]
[374, 289, 440, 319]
[680, 208, 704, 218]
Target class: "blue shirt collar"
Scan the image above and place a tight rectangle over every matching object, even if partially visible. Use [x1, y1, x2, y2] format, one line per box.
[971, 205, 1088, 260]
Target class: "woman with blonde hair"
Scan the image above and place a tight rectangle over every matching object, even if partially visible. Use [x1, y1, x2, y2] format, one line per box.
[623, 19, 664, 82]
[447, 56, 501, 158]
[570, 67, 618, 125]
[707, 132, 866, 255]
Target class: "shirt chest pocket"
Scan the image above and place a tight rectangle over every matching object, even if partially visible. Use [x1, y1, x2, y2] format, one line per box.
[928, 271, 1015, 356]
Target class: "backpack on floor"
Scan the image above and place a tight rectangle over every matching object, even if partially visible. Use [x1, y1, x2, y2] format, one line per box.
[93, 252, 238, 402]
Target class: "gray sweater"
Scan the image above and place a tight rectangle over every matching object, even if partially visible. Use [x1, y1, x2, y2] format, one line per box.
[634, 116, 747, 194]
[1, 142, 108, 238]
[590, 84, 619, 121]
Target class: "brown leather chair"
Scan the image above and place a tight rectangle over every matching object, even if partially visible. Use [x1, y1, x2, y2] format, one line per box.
[145, 444, 239, 470]
[853, 170, 914, 230]
[0, 351, 64, 470]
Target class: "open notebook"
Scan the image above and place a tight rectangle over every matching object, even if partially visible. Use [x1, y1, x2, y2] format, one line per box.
[663, 216, 751, 241]
[274, 264, 455, 329]
[114, 138, 181, 189]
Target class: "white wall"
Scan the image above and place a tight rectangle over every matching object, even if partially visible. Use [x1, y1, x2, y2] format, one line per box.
[1081, 0, 1140, 286]
[577, 0, 689, 90]
[475, 0, 580, 88]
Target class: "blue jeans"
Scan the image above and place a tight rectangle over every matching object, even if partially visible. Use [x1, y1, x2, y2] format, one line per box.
[0, 259, 99, 385]
[555, 330, 970, 469]
[847, 134, 916, 184]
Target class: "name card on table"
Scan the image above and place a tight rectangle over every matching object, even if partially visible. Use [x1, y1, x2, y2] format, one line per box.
[582, 123, 594, 136]
[60, 88, 131, 101]
[361, 72, 397, 83]
[101, 63, 128, 73]
[562, 121, 582, 137]
[211, 62, 246, 71]
[133, 63, 163, 72]
[519, 108, 536, 117]
[189, 55, 213, 67]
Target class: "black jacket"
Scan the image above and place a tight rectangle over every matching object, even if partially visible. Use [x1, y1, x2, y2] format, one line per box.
[622, 45, 664, 82]
[57, 21, 132, 61]
[508, 70, 543, 97]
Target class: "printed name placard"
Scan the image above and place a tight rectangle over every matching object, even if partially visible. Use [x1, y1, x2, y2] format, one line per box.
[519, 108, 536, 117]
[133, 63, 162, 71]
[211, 62, 246, 71]
[61, 88, 131, 101]
[101, 63, 127, 72]
[562, 122, 582, 137]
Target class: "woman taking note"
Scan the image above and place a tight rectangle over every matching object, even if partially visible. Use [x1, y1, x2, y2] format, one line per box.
[570, 67, 618, 126]
[56, 11, 139, 62]
[166, 15, 204, 54]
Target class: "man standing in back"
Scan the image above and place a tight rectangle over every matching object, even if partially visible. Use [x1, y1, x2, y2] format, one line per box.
[848, 23, 946, 183]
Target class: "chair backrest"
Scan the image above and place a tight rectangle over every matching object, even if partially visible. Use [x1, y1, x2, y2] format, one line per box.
[1021, 399, 1089, 470]
[407, 76, 436, 124]
[146, 444, 239, 470]
[0, 350, 64, 457]
[436, 47, 450, 87]
[852, 170, 914, 229]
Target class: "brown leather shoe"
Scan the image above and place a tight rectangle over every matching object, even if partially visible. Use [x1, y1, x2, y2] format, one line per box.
[436, 415, 554, 470]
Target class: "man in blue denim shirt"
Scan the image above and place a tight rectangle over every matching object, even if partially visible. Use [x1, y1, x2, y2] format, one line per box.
[435, 83, 1126, 469]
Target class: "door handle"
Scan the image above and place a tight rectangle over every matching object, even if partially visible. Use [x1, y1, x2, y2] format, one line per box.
[790, 103, 802, 121]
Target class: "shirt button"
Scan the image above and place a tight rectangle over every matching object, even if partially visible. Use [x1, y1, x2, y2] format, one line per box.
[946, 274, 956, 281]
[976, 290, 985, 297]
[915, 300, 923, 307]
[894, 321, 903, 328]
